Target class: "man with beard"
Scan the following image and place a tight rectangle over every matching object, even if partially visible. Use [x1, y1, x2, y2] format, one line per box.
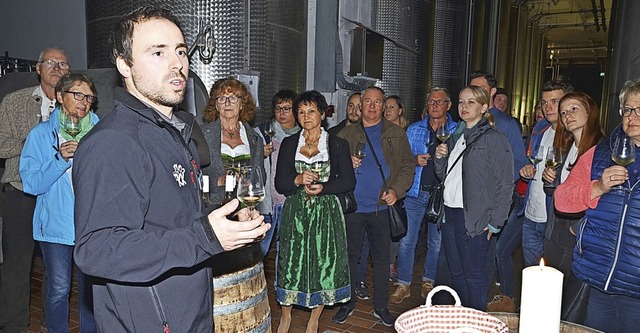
[329, 92, 361, 136]
[72, 6, 269, 332]
[0, 47, 69, 333]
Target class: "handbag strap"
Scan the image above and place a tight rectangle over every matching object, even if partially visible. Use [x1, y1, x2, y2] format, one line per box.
[442, 129, 488, 181]
[361, 123, 392, 192]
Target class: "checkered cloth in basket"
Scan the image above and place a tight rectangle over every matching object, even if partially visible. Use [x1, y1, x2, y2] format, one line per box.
[395, 285, 509, 333]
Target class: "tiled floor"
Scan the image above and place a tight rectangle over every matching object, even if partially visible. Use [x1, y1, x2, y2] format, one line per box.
[12, 226, 515, 333]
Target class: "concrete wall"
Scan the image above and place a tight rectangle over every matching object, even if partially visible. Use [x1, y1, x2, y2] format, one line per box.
[0, 0, 87, 69]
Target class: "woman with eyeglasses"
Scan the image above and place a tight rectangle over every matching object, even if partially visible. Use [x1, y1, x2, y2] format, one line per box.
[555, 79, 640, 333]
[19, 73, 99, 333]
[200, 77, 271, 331]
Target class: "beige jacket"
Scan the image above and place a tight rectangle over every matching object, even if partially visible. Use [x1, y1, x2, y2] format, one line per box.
[0, 86, 43, 190]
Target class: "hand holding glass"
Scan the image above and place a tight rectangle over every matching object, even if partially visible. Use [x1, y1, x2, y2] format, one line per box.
[611, 135, 635, 191]
[353, 142, 366, 174]
[436, 124, 450, 143]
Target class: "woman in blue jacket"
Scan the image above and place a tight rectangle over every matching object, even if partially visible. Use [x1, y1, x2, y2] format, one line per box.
[20, 73, 99, 333]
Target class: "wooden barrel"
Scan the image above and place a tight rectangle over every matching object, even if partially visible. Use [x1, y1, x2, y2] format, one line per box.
[212, 244, 271, 333]
[491, 313, 604, 333]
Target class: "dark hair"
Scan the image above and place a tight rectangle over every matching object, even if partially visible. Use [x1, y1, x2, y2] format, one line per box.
[294, 90, 328, 115]
[553, 92, 604, 170]
[202, 77, 256, 123]
[55, 73, 97, 102]
[110, 6, 183, 66]
[494, 87, 508, 100]
[469, 70, 497, 89]
[271, 89, 297, 111]
[542, 76, 574, 94]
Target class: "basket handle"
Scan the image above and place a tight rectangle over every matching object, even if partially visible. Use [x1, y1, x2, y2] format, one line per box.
[424, 285, 462, 307]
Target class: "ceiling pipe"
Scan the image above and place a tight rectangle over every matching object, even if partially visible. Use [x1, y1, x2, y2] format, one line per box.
[599, 0, 607, 31]
[590, 0, 601, 32]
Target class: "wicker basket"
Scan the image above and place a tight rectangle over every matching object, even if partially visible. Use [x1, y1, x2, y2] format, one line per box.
[395, 285, 509, 333]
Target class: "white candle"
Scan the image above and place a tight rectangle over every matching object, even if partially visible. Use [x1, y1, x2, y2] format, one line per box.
[519, 258, 563, 333]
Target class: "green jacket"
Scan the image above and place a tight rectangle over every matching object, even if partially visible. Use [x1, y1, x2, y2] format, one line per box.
[338, 118, 414, 203]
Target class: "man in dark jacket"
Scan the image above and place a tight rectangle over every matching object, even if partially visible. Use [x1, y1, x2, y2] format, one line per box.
[72, 6, 269, 332]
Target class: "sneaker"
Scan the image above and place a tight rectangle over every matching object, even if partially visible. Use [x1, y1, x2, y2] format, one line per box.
[421, 280, 434, 298]
[355, 281, 371, 300]
[331, 305, 354, 324]
[486, 294, 517, 313]
[389, 284, 411, 304]
[389, 263, 398, 282]
[373, 307, 396, 327]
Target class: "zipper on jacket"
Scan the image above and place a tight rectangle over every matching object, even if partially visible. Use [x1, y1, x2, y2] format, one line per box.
[150, 286, 170, 333]
[604, 193, 630, 291]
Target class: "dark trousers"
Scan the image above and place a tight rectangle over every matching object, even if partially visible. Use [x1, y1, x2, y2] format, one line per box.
[344, 210, 390, 310]
[0, 185, 36, 332]
[441, 206, 490, 311]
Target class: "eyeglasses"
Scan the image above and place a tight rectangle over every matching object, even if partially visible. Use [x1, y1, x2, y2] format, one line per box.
[64, 91, 97, 104]
[540, 99, 560, 108]
[39, 59, 70, 70]
[216, 95, 239, 105]
[275, 106, 293, 114]
[620, 107, 640, 117]
[428, 100, 449, 106]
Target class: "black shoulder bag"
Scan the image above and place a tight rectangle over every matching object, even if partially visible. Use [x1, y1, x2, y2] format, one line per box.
[361, 125, 407, 241]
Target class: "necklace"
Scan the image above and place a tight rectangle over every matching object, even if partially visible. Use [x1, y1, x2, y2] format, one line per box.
[304, 136, 320, 149]
[222, 125, 240, 138]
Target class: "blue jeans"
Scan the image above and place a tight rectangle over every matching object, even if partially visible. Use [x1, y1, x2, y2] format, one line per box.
[585, 287, 640, 333]
[495, 193, 525, 297]
[40, 242, 95, 333]
[260, 203, 283, 257]
[441, 206, 490, 311]
[397, 191, 441, 286]
[522, 217, 547, 266]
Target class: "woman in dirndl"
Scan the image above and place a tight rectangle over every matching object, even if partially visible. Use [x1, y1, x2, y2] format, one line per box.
[274, 90, 355, 333]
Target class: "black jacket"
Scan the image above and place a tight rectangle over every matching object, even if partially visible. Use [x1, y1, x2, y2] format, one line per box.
[73, 88, 223, 332]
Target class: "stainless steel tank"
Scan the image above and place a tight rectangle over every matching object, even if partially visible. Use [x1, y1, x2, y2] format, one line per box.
[86, 0, 305, 123]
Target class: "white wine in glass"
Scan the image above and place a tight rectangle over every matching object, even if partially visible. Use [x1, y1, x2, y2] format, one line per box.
[264, 121, 276, 138]
[612, 135, 636, 167]
[545, 146, 563, 169]
[436, 124, 450, 142]
[236, 169, 265, 211]
[353, 142, 366, 174]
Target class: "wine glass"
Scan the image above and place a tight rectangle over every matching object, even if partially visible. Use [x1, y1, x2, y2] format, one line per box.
[545, 147, 563, 169]
[611, 135, 636, 190]
[310, 160, 324, 183]
[61, 112, 82, 139]
[264, 121, 276, 138]
[526, 145, 543, 181]
[436, 124, 450, 143]
[236, 168, 265, 213]
[353, 142, 366, 174]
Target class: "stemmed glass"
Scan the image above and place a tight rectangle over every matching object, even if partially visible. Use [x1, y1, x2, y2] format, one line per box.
[545, 147, 563, 169]
[353, 142, 366, 174]
[264, 121, 276, 139]
[310, 160, 324, 183]
[526, 145, 544, 181]
[611, 135, 636, 190]
[543, 146, 563, 188]
[61, 112, 82, 139]
[436, 124, 450, 143]
[236, 168, 265, 213]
